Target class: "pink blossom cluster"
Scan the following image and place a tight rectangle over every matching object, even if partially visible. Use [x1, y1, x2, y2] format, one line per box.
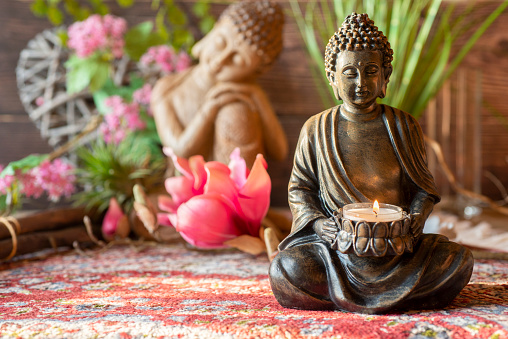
[68, 14, 127, 59]
[0, 159, 76, 202]
[140, 45, 192, 74]
[132, 84, 153, 115]
[0, 166, 14, 194]
[100, 96, 146, 144]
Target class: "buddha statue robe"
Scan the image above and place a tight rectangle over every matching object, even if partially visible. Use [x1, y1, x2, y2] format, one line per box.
[269, 104, 474, 314]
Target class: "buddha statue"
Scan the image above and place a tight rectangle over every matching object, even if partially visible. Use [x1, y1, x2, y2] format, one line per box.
[269, 13, 474, 314]
[151, 0, 287, 168]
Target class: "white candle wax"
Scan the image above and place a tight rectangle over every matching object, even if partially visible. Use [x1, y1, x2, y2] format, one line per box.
[342, 203, 403, 222]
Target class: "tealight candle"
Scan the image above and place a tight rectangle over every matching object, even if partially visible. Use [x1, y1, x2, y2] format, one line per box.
[342, 201, 403, 222]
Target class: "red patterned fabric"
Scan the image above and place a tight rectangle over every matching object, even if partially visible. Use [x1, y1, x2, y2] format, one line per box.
[0, 244, 506, 338]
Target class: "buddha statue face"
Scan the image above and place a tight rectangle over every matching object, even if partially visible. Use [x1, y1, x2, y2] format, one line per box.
[325, 13, 393, 111]
[333, 50, 388, 111]
[192, 19, 262, 83]
[192, 0, 284, 83]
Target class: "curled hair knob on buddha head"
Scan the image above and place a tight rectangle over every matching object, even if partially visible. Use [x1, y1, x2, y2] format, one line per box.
[325, 13, 394, 99]
[218, 0, 284, 74]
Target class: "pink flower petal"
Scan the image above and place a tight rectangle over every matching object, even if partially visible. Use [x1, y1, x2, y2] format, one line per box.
[102, 197, 125, 238]
[175, 193, 245, 249]
[163, 147, 193, 180]
[158, 195, 178, 213]
[164, 176, 194, 206]
[237, 154, 271, 235]
[204, 161, 238, 204]
[228, 147, 249, 189]
[189, 155, 206, 192]
[157, 213, 174, 227]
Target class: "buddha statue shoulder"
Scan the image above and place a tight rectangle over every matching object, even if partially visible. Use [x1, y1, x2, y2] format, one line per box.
[269, 13, 474, 314]
[151, 0, 288, 168]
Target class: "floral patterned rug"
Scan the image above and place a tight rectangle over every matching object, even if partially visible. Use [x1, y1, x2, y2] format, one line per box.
[0, 243, 507, 339]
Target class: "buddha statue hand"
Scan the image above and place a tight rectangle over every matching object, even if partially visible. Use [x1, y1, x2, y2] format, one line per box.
[409, 212, 424, 240]
[409, 191, 436, 240]
[313, 217, 339, 245]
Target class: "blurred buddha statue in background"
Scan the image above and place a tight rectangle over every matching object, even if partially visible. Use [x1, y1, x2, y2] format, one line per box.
[151, 0, 287, 168]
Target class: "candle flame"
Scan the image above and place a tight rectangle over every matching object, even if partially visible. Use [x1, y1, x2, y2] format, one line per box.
[373, 200, 380, 215]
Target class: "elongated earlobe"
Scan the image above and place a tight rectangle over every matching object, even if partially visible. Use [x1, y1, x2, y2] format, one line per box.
[379, 84, 386, 99]
[329, 76, 341, 101]
[333, 87, 341, 101]
[379, 65, 392, 99]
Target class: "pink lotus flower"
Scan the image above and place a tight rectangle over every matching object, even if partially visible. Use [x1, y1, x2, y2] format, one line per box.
[158, 148, 271, 249]
[102, 197, 130, 241]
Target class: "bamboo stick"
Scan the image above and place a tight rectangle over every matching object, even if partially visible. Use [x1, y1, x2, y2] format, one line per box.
[0, 226, 92, 260]
[0, 207, 88, 241]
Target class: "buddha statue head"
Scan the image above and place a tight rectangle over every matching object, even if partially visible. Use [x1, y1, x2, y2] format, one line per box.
[191, 0, 284, 83]
[325, 13, 394, 112]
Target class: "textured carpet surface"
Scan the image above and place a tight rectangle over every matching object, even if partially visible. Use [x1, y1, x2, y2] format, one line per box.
[0, 243, 507, 339]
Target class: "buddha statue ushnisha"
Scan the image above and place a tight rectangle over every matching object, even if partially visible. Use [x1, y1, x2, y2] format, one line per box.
[269, 13, 474, 314]
[151, 0, 287, 169]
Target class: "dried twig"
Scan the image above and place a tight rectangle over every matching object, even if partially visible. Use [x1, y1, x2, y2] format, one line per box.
[425, 135, 508, 215]
[484, 171, 508, 205]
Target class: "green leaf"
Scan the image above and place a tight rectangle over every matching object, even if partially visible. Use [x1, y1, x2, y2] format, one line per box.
[199, 15, 215, 34]
[124, 21, 166, 61]
[156, 8, 170, 42]
[65, 58, 93, 94]
[64, 0, 91, 21]
[192, 0, 210, 18]
[47, 5, 64, 25]
[31, 0, 48, 17]
[56, 29, 68, 47]
[167, 4, 187, 26]
[172, 29, 194, 49]
[88, 59, 110, 92]
[117, 0, 134, 7]
[0, 194, 8, 215]
[1, 154, 49, 177]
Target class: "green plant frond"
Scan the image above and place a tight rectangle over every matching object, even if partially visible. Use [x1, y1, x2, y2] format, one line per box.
[411, 25, 453, 115]
[393, 0, 441, 106]
[320, 1, 336, 37]
[444, 0, 508, 82]
[74, 135, 165, 212]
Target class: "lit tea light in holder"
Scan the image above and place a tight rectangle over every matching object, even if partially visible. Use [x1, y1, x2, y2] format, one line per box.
[332, 201, 412, 257]
[343, 201, 403, 222]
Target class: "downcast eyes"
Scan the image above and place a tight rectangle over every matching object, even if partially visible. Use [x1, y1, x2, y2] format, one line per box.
[366, 65, 379, 75]
[342, 66, 379, 78]
[342, 68, 357, 78]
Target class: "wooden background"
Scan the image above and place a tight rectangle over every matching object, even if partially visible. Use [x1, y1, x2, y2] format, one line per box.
[1, 0, 508, 208]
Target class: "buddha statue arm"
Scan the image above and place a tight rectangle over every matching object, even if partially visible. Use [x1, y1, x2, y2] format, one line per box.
[151, 80, 243, 159]
[209, 83, 288, 162]
[286, 117, 331, 245]
[409, 190, 436, 239]
[213, 100, 264, 167]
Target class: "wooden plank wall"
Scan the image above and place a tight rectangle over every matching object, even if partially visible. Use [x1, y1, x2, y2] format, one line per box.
[1, 0, 508, 208]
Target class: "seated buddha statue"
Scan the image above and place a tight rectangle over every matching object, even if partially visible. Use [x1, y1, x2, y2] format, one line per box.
[151, 0, 287, 168]
[269, 13, 474, 314]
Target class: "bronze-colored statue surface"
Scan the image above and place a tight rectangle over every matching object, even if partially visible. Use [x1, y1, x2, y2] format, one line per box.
[151, 0, 288, 168]
[269, 13, 473, 314]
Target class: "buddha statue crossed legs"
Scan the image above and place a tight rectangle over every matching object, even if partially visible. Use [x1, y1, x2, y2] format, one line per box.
[269, 13, 473, 314]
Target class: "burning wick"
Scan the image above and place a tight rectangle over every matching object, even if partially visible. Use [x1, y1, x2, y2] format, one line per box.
[373, 200, 380, 217]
